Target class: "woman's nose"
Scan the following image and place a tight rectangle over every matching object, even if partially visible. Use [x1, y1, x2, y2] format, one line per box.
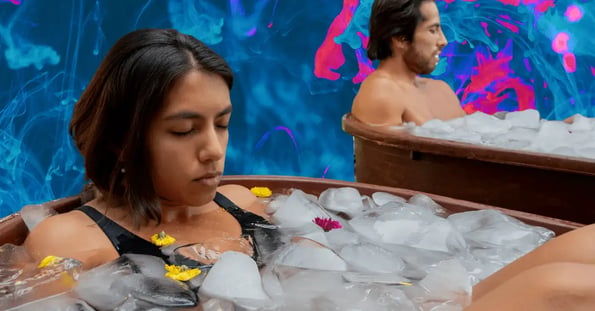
[198, 128, 224, 162]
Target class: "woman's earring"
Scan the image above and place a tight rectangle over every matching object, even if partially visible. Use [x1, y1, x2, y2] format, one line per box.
[121, 168, 126, 174]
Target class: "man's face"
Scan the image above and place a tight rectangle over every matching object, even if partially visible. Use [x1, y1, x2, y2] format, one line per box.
[403, 1, 448, 75]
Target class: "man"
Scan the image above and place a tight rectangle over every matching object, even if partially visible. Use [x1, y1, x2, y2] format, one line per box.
[351, 0, 465, 126]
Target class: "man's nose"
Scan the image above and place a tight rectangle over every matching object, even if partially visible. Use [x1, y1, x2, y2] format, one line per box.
[438, 30, 448, 48]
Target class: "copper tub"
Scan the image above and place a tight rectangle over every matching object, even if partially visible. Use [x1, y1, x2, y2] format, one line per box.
[342, 113, 595, 224]
[0, 175, 582, 246]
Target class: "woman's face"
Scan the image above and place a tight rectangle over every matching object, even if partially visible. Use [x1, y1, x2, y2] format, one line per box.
[147, 69, 231, 208]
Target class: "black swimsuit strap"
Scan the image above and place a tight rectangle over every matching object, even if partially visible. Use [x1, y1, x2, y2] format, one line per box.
[76, 194, 273, 267]
[76, 205, 167, 261]
[213, 192, 271, 234]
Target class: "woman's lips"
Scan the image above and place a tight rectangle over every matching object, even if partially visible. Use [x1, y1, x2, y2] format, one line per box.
[194, 174, 221, 187]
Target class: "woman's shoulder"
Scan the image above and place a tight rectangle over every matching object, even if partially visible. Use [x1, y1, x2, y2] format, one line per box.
[24, 207, 116, 268]
[216, 184, 268, 219]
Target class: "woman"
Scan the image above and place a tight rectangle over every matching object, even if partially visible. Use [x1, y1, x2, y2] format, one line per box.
[25, 28, 270, 270]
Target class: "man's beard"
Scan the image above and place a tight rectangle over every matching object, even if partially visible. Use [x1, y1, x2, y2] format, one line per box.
[403, 46, 435, 75]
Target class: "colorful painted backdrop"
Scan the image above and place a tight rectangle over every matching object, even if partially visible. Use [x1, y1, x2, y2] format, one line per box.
[1, 0, 593, 216]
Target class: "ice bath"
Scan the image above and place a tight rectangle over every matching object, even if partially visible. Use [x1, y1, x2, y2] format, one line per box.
[342, 112, 595, 224]
[0, 176, 582, 310]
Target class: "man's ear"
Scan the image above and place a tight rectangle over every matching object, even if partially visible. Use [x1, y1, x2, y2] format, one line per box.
[391, 36, 408, 52]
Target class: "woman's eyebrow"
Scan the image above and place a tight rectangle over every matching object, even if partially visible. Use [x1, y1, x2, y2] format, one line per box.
[163, 106, 232, 121]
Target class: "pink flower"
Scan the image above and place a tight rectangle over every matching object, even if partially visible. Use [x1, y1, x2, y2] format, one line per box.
[313, 217, 342, 232]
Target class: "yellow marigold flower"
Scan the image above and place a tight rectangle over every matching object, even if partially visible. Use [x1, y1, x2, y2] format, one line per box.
[151, 231, 176, 247]
[60, 271, 77, 287]
[164, 264, 201, 281]
[250, 186, 272, 198]
[38, 255, 63, 268]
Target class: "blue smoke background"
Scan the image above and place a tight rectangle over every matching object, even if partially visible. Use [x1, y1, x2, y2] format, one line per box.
[0, 0, 593, 217]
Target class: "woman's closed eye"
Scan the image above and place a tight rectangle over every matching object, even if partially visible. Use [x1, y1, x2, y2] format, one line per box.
[170, 128, 196, 136]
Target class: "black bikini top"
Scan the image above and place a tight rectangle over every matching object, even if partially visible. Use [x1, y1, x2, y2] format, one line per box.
[77, 192, 272, 267]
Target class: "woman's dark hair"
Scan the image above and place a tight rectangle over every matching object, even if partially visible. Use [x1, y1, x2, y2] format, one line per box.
[367, 0, 433, 60]
[69, 28, 233, 227]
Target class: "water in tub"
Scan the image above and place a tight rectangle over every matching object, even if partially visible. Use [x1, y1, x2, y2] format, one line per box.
[409, 110, 595, 160]
[2, 187, 554, 310]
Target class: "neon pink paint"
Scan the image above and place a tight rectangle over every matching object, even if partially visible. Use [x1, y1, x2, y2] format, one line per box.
[480, 22, 490, 37]
[496, 19, 519, 33]
[534, 0, 554, 13]
[591, 66, 595, 77]
[267, 22, 273, 28]
[356, 31, 369, 49]
[314, 0, 359, 80]
[352, 48, 374, 84]
[565, 5, 583, 22]
[562, 53, 576, 73]
[497, 0, 521, 6]
[246, 27, 257, 36]
[462, 45, 534, 114]
[552, 32, 569, 54]
[496, 0, 554, 13]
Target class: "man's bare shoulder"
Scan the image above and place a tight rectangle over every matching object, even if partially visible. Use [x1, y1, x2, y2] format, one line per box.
[352, 72, 412, 125]
[420, 77, 465, 118]
[358, 72, 403, 98]
[420, 77, 452, 90]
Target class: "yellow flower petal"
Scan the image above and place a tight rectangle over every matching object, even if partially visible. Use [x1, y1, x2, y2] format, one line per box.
[151, 231, 176, 247]
[250, 186, 272, 198]
[38, 255, 63, 268]
[60, 271, 77, 287]
[164, 264, 201, 281]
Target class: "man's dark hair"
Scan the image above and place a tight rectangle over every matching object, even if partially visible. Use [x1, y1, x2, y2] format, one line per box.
[367, 0, 434, 60]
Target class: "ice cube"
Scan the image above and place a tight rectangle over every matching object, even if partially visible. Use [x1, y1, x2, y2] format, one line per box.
[20, 203, 57, 231]
[339, 243, 405, 273]
[199, 251, 270, 302]
[270, 238, 347, 271]
[318, 187, 365, 218]
[504, 109, 541, 129]
[464, 111, 512, 135]
[271, 190, 330, 228]
[371, 192, 407, 206]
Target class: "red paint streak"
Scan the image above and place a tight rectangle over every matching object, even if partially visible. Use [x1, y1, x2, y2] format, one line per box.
[565, 5, 583, 22]
[357, 31, 369, 49]
[352, 48, 374, 84]
[562, 53, 576, 73]
[591, 66, 595, 77]
[534, 0, 555, 13]
[552, 32, 569, 54]
[496, 19, 519, 33]
[480, 22, 490, 37]
[497, 0, 521, 6]
[496, 0, 554, 13]
[314, 0, 359, 80]
[462, 45, 534, 113]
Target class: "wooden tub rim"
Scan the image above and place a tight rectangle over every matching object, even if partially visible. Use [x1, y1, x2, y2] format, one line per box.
[0, 175, 583, 246]
[341, 113, 595, 176]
